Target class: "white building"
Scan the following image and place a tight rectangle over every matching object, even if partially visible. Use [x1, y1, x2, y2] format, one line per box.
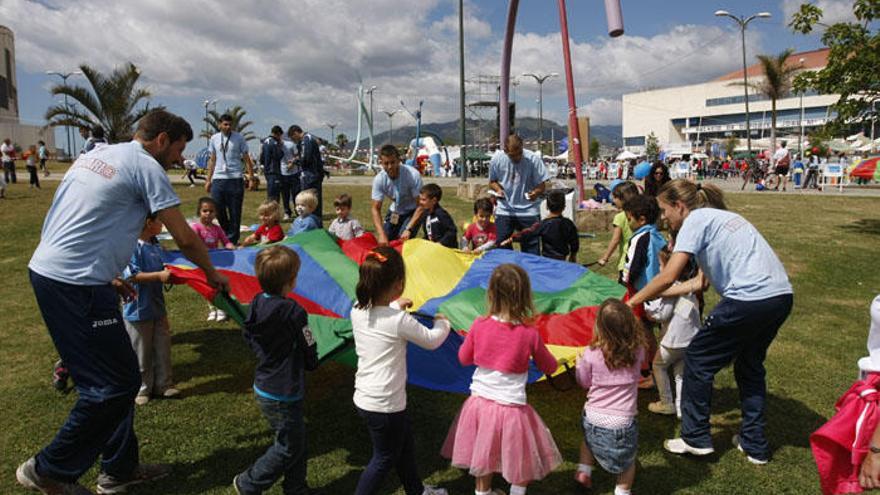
[621, 48, 838, 155]
[0, 25, 56, 151]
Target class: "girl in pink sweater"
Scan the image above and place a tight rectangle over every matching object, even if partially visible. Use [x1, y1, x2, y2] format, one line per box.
[575, 298, 647, 495]
[191, 197, 234, 321]
[442, 264, 562, 495]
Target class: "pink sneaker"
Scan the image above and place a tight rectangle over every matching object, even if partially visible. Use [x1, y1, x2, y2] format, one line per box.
[574, 470, 592, 489]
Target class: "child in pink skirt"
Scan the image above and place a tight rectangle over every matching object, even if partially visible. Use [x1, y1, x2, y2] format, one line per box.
[575, 298, 647, 495]
[442, 263, 562, 495]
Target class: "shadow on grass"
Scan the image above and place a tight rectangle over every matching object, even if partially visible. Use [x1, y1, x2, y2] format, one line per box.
[840, 218, 880, 236]
[172, 328, 255, 397]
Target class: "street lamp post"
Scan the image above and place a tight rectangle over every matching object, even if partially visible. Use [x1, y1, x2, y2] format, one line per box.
[382, 110, 399, 145]
[203, 99, 217, 149]
[797, 58, 805, 160]
[46, 70, 83, 159]
[714, 10, 771, 157]
[521, 72, 558, 155]
[325, 122, 338, 146]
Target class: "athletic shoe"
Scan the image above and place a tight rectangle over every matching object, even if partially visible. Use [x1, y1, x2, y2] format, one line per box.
[663, 437, 714, 456]
[732, 434, 769, 465]
[421, 486, 448, 495]
[53, 359, 72, 394]
[215, 309, 227, 322]
[206, 310, 217, 321]
[637, 375, 655, 390]
[134, 395, 150, 406]
[16, 457, 94, 494]
[95, 463, 171, 494]
[232, 474, 243, 495]
[648, 401, 677, 416]
[574, 470, 592, 488]
[160, 387, 180, 398]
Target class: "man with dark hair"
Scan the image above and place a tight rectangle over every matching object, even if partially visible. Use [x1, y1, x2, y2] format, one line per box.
[288, 125, 327, 219]
[206, 113, 256, 244]
[489, 134, 549, 255]
[81, 125, 107, 154]
[19, 109, 229, 494]
[371, 144, 422, 245]
[280, 126, 303, 221]
[260, 125, 286, 204]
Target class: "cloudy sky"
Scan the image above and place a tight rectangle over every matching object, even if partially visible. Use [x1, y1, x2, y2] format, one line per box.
[1, 0, 852, 151]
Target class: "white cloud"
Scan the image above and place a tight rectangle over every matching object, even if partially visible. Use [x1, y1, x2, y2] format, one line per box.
[1, 0, 767, 131]
[781, 0, 858, 27]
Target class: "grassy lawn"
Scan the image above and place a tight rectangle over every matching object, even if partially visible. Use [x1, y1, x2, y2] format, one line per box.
[2, 170, 879, 494]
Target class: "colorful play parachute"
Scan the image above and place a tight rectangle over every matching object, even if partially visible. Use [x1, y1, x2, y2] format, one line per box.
[163, 230, 623, 393]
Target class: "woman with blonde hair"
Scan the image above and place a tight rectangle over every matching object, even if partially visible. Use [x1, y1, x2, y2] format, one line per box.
[627, 180, 792, 465]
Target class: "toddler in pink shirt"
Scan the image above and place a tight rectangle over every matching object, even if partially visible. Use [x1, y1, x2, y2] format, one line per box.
[442, 264, 562, 495]
[575, 298, 646, 495]
[191, 197, 234, 321]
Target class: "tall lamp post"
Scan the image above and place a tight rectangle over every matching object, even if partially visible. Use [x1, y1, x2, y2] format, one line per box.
[797, 58, 805, 160]
[381, 110, 398, 145]
[46, 70, 82, 159]
[325, 122, 338, 146]
[714, 10, 771, 157]
[521, 72, 558, 155]
[203, 99, 217, 148]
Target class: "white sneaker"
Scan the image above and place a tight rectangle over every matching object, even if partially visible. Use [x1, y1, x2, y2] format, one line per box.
[135, 395, 150, 406]
[215, 309, 227, 321]
[161, 388, 180, 398]
[663, 437, 714, 456]
[207, 310, 217, 321]
[421, 486, 448, 495]
[732, 434, 768, 465]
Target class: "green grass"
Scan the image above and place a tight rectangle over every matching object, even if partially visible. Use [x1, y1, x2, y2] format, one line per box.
[2, 173, 879, 494]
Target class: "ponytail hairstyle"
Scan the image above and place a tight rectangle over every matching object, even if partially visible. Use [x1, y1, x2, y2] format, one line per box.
[486, 264, 535, 324]
[355, 246, 405, 309]
[591, 298, 647, 369]
[657, 179, 727, 211]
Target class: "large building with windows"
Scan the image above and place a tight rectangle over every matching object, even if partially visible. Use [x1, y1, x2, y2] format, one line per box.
[621, 48, 838, 155]
[0, 25, 55, 150]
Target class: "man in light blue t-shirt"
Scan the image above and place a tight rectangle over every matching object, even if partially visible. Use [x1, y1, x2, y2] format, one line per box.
[370, 144, 423, 245]
[20, 110, 230, 495]
[206, 113, 256, 244]
[488, 134, 549, 255]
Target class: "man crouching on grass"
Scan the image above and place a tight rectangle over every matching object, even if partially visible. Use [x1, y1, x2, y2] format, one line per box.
[19, 110, 229, 494]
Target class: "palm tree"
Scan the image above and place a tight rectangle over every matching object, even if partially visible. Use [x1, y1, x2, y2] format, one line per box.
[200, 106, 256, 142]
[336, 133, 349, 150]
[732, 49, 799, 161]
[45, 63, 159, 143]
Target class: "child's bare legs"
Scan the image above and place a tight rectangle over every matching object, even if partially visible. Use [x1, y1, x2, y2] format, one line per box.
[575, 440, 594, 487]
[615, 463, 636, 494]
[476, 474, 493, 492]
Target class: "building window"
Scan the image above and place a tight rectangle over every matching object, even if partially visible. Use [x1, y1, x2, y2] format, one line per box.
[624, 136, 645, 146]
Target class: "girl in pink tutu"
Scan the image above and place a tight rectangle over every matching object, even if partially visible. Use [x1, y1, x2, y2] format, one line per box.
[574, 298, 647, 495]
[442, 264, 562, 495]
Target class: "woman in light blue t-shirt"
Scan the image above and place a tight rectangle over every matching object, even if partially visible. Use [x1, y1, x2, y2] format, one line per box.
[627, 179, 792, 465]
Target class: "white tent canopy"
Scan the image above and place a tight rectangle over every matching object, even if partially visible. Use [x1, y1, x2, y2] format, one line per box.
[616, 150, 638, 160]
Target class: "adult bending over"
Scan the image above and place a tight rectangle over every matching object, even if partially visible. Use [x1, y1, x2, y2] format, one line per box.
[205, 113, 256, 244]
[19, 110, 230, 494]
[626, 180, 792, 464]
[489, 134, 548, 255]
[370, 144, 422, 245]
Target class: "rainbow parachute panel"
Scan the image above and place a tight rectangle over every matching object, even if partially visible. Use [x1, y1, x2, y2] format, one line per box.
[162, 230, 623, 393]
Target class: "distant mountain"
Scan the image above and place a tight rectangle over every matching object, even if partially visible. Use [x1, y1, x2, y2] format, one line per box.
[354, 117, 621, 150]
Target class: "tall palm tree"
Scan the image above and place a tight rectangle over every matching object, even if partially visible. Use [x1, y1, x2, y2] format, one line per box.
[45, 63, 159, 143]
[732, 49, 799, 161]
[200, 106, 256, 142]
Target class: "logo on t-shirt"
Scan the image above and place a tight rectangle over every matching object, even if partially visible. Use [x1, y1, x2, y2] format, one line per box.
[72, 157, 117, 180]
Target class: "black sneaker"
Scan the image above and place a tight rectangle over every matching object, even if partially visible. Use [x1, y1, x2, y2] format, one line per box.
[53, 359, 72, 394]
[95, 464, 171, 494]
[16, 456, 94, 494]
